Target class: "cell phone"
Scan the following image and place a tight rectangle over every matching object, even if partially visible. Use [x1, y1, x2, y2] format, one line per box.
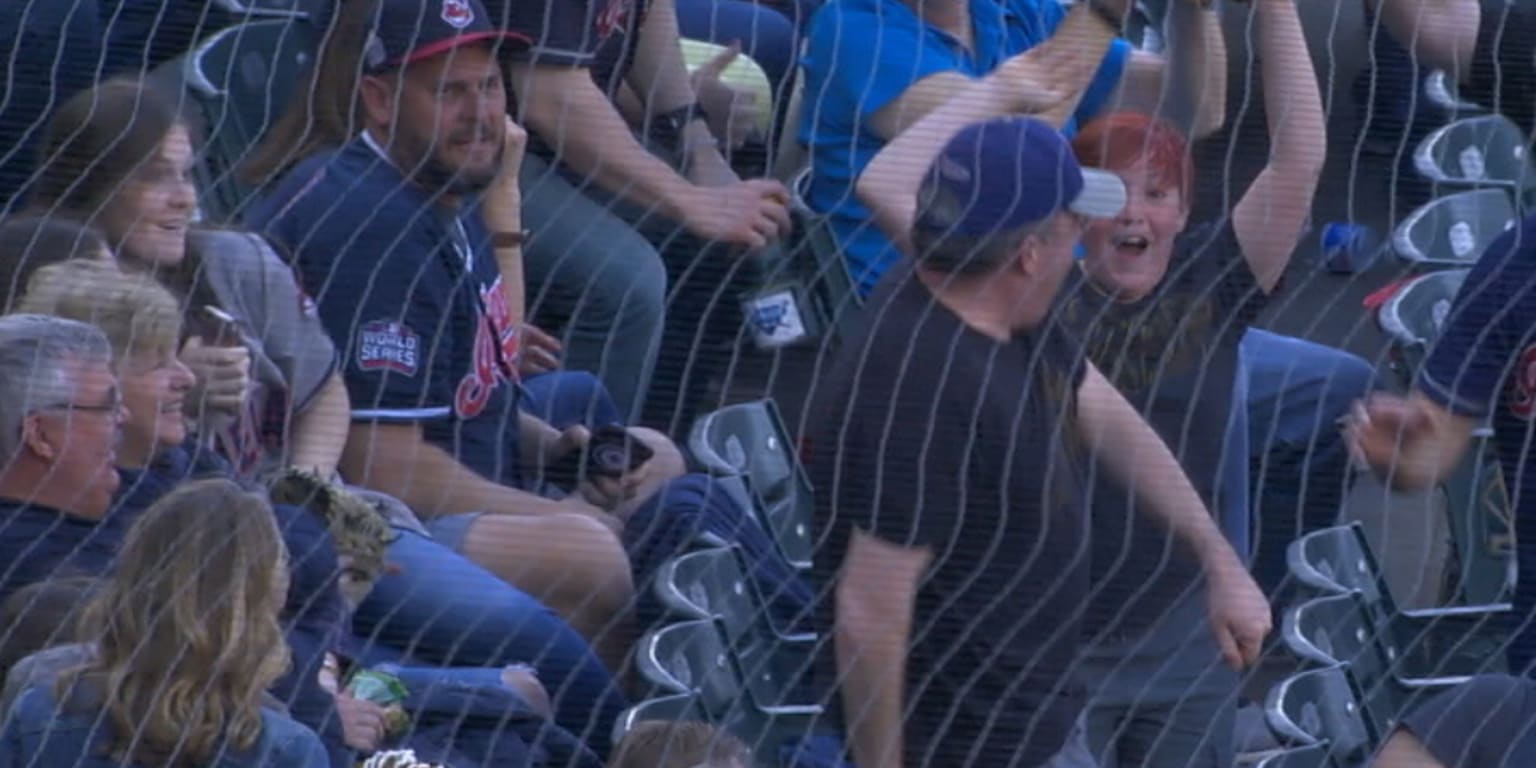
[541, 425, 655, 491]
[200, 305, 243, 347]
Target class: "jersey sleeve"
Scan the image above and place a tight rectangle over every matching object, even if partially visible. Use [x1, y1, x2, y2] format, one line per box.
[802, 4, 967, 135]
[258, 174, 463, 425]
[484, 0, 600, 67]
[1418, 222, 1536, 418]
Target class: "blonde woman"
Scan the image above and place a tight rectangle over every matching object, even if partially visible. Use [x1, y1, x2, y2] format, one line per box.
[0, 478, 328, 766]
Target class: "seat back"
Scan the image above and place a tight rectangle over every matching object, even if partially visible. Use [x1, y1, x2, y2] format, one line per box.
[1264, 665, 1373, 758]
[1283, 592, 1380, 670]
[656, 547, 761, 643]
[1252, 743, 1337, 768]
[211, 0, 310, 19]
[610, 693, 708, 747]
[1391, 189, 1518, 267]
[1377, 268, 1470, 350]
[636, 619, 745, 718]
[1413, 114, 1535, 195]
[179, 20, 318, 221]
[1287, 524, 1392, 607]
[688, 400, 814, 569]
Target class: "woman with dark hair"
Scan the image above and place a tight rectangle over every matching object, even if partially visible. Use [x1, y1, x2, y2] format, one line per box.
[0, 478, 329, 767]
[0, 215, 110, 311]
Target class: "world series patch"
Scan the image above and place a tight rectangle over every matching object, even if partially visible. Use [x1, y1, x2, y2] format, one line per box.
[358, 320, 421, 376]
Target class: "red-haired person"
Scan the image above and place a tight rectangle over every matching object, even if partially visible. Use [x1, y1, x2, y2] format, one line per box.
[1049, 0, 1369, 765]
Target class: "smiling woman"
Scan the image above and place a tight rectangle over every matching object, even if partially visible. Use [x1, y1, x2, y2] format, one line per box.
[27, 77, 352, 481]
[16, 259, 196, 470]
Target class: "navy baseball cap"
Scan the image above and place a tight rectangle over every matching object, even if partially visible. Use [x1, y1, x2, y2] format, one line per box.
[364, 0, 530, 74]
[915, 117, 1126, 237]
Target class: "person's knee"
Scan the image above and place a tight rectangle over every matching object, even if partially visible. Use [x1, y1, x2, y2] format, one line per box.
[541, 513, 636, 612]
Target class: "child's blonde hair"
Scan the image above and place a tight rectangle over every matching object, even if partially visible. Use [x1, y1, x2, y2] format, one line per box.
[608, 720, 751, 768]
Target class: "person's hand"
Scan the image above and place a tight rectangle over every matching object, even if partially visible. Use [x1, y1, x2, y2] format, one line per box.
[599, 427, 689, 521]
[518, 323, 563, 376]
[484, 115, 529, 227]
[680, 179, 793, 249]
[501, 664, 552, 719]
[335, 692, 391, 752]
[691, 42, 765, 152]
[1345, 394, 1437, 479]
[181, 336, 251, 416]
[494, 114, 528, 191]
[1204, 557, 1272, 670]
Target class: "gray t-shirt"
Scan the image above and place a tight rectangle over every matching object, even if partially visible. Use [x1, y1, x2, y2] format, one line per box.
[188, 229, 338, 477]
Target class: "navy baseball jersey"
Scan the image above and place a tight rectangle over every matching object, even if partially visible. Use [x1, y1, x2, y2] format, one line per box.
[1417, 212, 1536, 669]
[246, 134, 524, 488]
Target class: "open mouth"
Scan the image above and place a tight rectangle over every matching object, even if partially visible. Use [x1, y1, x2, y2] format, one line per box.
[1113, 235, 1150, 256]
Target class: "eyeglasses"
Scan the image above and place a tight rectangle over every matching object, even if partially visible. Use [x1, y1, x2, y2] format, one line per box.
[35, 390, 124, 417]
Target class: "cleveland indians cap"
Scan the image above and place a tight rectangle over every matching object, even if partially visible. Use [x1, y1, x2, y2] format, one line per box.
[364, 0, 531, 74]
[915, 116, 1126, 237]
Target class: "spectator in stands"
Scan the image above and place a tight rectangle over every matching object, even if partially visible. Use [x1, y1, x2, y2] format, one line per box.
[608, 721, 751, 768]
[0, 478, 330, 767]
[813, 50, 1271, 767]
[1350, 211, 1536, 677]
[490, 0, 794, 425]
[1050, 0, 1325, 762]
[1371, 674, 1536, 767]
[30, 77, 350, 482]
[14, 258, 594, 764]
[800, 0, 1225, 296]
[0, 577, 96, 684]
[0, 315, 123, 599]
[0, 216, 110, 311]
[1366, 0, 1535, 137]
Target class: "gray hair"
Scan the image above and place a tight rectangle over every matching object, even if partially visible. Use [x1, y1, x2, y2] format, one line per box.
[0, 314, 114, 466]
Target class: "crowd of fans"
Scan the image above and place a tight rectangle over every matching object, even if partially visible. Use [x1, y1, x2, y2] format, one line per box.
[0, 0, 1532, 765]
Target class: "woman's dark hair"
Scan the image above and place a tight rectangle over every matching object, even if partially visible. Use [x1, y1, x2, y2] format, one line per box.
[240, 0, 380, 186]
[30, 77, 193, 217]
[0, 215, 110, 312]
[0, 577, 100, 675]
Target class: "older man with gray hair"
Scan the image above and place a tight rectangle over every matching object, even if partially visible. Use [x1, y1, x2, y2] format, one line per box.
[0, 314, 123, 604]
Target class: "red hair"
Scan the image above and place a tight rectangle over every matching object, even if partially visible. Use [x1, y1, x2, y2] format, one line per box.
[1072, 112, 1194, 201]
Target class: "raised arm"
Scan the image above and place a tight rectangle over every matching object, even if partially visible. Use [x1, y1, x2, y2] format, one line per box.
[1230, 0, 1326, 293]
[1076, 361, 1271, 668]
[855, 15, 1122, 251]
[1366, 0, 1480, 80]
[1159, 0, 1229, 138]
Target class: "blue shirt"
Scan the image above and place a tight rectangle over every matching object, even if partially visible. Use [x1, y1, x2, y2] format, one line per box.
[247, 136, 525, 489]
[0, 500, 119, 608]
[0, 684, 329, 768]
[799, 0, 1132, 295]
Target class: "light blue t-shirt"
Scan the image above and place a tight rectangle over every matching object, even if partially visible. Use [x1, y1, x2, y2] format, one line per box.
[799, 0, 1133, 295]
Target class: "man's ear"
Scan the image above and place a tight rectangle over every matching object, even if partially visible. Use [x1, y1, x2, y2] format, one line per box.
[19, 414, 57, 463]
[1013, 235, 1042, 278]
[358, 75, 397, 132]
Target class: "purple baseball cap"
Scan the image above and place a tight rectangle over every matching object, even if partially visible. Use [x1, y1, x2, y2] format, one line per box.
[364, 0, 530, 74]
[914, 116, 1126, 237]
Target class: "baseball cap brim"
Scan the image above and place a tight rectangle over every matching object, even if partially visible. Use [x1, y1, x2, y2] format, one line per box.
[397, 29, 532, 69]
[1068, 168, 1127, 219]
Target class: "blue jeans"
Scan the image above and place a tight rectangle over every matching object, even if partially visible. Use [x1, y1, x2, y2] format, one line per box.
[347, 528, 629, 756]
[1237, 328, 1376, 591]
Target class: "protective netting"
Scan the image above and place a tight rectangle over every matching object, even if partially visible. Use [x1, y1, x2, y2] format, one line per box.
[0, 0, 1533, 766]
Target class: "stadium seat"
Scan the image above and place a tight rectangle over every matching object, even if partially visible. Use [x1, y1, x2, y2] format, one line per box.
[1250, 743, 1334, 768]
[654, 546, 815, 643]
[1422, 70, 1482, 114]
[688, 400, 814, 569]
[610, 692, 708, 747]
[1377, 268, 1469, 383]
[1390, 188, 1518, 267]
[211, 0, 310, 19]
[175, 19, 319, 221]
[1283, 591, 1503, 686]
[1264, 665, 1372, 758]
[1287, 524, 1384, 598]
[1412, 114, 1536, 203]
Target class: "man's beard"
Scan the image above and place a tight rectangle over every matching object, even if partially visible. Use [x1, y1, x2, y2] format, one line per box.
[398, 128, 502, 197]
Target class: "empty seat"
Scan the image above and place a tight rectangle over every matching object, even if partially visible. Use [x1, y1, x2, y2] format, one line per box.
[1391, 189, 1518, 267]
[1283, 591, 1504, 687]
[610, 693, 708, 747]
[1265, 665, 1372, 757]
[1413, 115, 1535, 198]
[688, 400, 814, 569]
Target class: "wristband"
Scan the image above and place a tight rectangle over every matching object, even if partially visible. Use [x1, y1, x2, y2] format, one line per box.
[491, 230, 531, 249]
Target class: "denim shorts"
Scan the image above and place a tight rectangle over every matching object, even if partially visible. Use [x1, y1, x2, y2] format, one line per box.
[423, 512, 486, 553]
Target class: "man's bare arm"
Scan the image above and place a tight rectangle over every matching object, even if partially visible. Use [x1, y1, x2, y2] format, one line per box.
[1366, 0, 1480, 79]
[836, 530, 929, 768]
[341, 421, 608, 522]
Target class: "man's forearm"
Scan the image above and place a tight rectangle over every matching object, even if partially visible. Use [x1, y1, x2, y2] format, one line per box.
[836, 587, 912, 768]
[1163, 1, 1227, 137]
[510, 65, 698, 219]
[343, 424, 570, 520]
